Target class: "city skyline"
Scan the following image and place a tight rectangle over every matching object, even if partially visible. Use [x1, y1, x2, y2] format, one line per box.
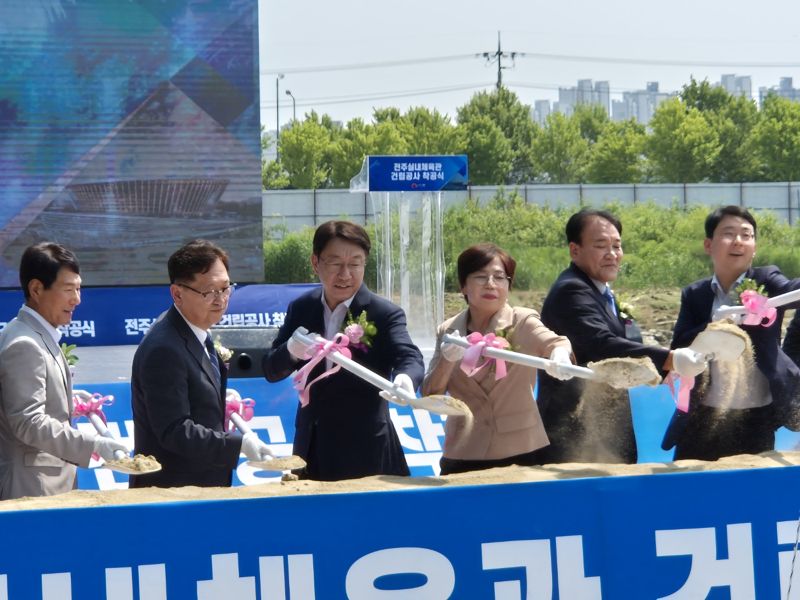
[259, 0, 800, 130]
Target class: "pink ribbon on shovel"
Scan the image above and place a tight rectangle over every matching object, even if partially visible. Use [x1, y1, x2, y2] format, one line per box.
[225, 389, 256, 432]
[72, 391, 114, 424]
[72, 391, 114, 461]
[292, 333, 352, 407]
[664, 371, 693, 413]
[459, 332, 510, 380]
[740, 290, 777, 327]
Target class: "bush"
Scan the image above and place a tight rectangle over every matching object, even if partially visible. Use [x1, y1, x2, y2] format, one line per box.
[263, 197, 800, 291]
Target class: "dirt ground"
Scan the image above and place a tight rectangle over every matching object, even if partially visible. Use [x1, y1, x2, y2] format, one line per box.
[2, 451, 799, 512]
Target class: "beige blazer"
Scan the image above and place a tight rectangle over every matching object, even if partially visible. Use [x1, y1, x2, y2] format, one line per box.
[0, 309, 94, 500]
[423, 304, 571, 461]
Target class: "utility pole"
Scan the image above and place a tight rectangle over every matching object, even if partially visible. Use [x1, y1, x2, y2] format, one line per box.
[275, 73, 284, 161]
[479, 31, 522, 89]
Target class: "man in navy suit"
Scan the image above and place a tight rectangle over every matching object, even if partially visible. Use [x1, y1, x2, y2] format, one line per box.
[263, 221, 424, 481]
[537, 209, 706, 464]
[130, 240, 271, 488]
[665, 206, 800, 460]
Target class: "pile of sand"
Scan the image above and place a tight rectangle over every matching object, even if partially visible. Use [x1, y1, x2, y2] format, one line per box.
[2, 451, 799, 512]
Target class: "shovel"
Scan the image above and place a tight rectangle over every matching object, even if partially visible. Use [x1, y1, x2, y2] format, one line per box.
[441, 332, 661, 389]
[74, 391, 161, 475]
[227, 410, 307, 472]
[688, 327, 747, 363]
[294, 330, 472, 417]
[714, 287, 800, 320]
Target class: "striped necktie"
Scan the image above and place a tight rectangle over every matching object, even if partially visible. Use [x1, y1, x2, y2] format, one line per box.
[204, 334, 221, 387]
[603, 287, 617, 316]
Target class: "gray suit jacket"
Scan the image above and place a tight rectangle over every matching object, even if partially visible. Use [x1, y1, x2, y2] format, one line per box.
[0, 309, 94, 500]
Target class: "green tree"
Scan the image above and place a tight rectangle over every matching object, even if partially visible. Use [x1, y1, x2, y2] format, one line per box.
[646, 98, 721, 182]
[262, 159, 290, 189]
[751, 95, 800, 181]
[457, 87, 538, 183]
[329, 118, 371, 188]
[279, 111, 332, 189]
[456, 114, 514, 185]
[584, 119, 646, 183]
[531, 112, 589, 183]
[679, 78, 759, 182]
[573, 103, 610, 144]
[402, 106, 459, 154]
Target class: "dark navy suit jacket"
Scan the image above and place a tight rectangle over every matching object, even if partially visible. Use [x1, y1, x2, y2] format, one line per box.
[538, 263, 670, 463]
[263, 284, 424, 481]
[664, 265, 800, 450]
[130, 306, 242, 488]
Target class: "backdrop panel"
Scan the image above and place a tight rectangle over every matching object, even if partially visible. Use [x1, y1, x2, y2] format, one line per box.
[0, 0, 262, 286]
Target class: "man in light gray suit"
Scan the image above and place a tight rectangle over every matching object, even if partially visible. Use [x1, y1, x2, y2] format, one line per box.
[0, 242, 127, 500]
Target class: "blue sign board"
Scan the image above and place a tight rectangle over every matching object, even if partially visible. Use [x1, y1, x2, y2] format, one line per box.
[367, 155, 468, 192]
[3, 462, 800, 598]
[0, 283, 318, 347]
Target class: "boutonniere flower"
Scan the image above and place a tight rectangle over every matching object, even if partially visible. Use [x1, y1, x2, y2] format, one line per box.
[617, 300, 635, 322]
[493, 325, 517, 351]
[343, 310, 377, 352]
[213, 338, 234, 363]
[735, 278, 767, 303]
[60, 342, 79, 366]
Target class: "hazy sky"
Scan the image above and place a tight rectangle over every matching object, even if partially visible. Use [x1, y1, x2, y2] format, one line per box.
[259, 0, 800, 131]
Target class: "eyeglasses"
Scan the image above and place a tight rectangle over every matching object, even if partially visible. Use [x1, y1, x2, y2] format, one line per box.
[178, 283, 236, 302]
[469, 272, 510, 286]
[318, 257, 366, 273]
[719, 231, 755, 243]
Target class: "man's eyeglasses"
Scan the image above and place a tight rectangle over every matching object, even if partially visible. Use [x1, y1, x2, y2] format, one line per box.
[178, 283, 236, 302]
[469, 272, 511, 286]
[318, 257, 366, 273]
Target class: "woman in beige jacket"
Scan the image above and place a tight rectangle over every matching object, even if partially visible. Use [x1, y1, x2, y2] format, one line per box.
[422, 243, 574, 475]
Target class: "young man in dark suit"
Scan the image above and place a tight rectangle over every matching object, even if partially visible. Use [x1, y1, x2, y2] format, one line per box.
[537, 209, 706, 464]
[263, 220, 424, 481]
[130, 240, 271, 488]
[665, 205, 800, 460]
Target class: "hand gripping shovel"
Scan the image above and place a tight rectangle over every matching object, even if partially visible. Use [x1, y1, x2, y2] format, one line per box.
[73, 390, 161, 475]
[294, 330, 472, 417]
[441, 333, 661, 389]
[225, 393, 307, 472]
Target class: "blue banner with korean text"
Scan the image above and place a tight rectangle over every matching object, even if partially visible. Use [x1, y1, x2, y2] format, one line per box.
[3, 458, 800, 597]
[367, 155, 468, 192]
[0, 283, 318, 346]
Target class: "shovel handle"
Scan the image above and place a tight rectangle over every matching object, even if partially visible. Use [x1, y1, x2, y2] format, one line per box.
[228, 411, 252, 435]
[86, 412, 127, 461]
[441, 333, 599, 381]
[294, 331, 418, 404]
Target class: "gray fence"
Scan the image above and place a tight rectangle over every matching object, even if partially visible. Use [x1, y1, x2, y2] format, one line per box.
[263, 182, 800, 236]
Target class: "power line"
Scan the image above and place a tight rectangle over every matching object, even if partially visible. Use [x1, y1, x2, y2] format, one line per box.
[262, 50, 800, 77]
[260, 82, 492, 109]
[261, 54, 474, 75]
[513, 51, 800, 69]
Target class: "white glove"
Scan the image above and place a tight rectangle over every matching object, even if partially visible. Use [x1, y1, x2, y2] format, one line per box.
[241, 431, 274, 462]
[93, 436, 129, 462]
[379, 373, 416, 406]
[287, 326, 312, 361]
[440, 342, 466, 363]
[712, 305, 744, 325]
[544, 346, 574, 381]
[671, 347, 708, 378]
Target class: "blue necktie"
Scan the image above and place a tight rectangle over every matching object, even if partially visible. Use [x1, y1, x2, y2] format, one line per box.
[204, 334, 221, 387]
[603, 288, 617, 316]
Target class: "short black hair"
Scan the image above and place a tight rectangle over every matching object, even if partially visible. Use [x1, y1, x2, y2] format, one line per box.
[565, 209, 622, 245]
[19, 242, 80, 300]
[704, 205, 757, 239]
[168, 240, 229, 283]
[312, 220, 371, 256]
